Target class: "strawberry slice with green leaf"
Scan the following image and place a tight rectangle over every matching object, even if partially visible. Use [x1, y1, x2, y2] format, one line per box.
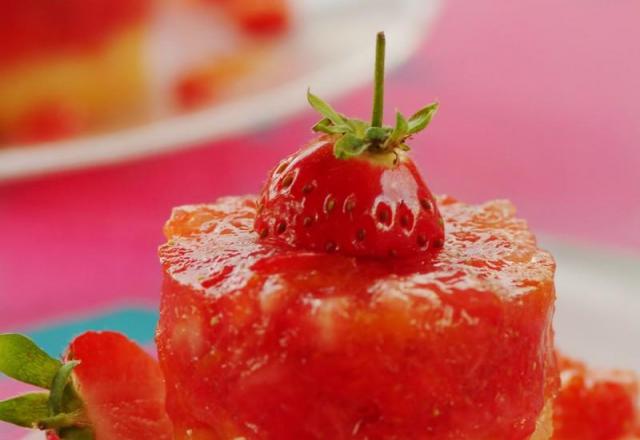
[0, 332, 173, 440]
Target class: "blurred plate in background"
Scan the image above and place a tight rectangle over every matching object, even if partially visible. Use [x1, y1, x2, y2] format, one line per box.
[0, 0, 441, 182]
[546, 239, 640, 371]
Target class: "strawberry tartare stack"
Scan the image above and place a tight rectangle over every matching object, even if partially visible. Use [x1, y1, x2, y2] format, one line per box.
[157, 33, 559, 439]
[0, 0, 153, 143]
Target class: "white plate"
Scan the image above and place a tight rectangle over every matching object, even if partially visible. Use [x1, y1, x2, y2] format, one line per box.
[19, 240, 640, 440]
[0, 0, 442, 182]
[543, 238, 640, 371]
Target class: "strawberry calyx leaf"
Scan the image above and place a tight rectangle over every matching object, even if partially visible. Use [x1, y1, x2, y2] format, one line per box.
[48, 360, 81, 415]
[0, 333, 62, 388]
[307, 32, 438, 163]
[0, 334, 93, 439]
[0, 393, 50, 428]
[308, 90, 438, 161]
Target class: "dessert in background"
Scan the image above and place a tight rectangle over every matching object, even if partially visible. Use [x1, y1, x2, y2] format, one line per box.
[0, 0, 153, 144]
[173, 0, 290, 110]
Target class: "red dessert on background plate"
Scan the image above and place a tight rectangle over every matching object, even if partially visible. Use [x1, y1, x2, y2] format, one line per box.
[157, 33, 558, 439]
[0, 0, 152, 143]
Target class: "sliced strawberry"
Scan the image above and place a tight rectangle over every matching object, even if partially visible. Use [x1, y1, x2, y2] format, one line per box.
[67, 332, 174, 440]
[255, 33, 444, 258]
[0, 332, 173, 440]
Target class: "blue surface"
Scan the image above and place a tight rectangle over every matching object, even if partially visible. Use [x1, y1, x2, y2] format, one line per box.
[24, 307, 159, 357]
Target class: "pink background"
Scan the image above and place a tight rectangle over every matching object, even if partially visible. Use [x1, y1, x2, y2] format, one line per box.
[1, 0, 640, 330]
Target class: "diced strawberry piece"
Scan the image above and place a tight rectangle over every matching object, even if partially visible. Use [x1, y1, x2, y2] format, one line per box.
[553, 355, 640, 440]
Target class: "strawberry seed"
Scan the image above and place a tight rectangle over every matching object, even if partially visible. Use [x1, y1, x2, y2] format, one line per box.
[324, 196, 336, 213]
[420, 198, 433, 212]
[302, 182, 316, 194]
[281, 174, 294, 189]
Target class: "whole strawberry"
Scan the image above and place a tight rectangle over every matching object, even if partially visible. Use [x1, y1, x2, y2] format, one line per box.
[254, 32, 444, 258]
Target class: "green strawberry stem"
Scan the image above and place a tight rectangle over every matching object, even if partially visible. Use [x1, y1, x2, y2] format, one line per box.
[371, 31, 386, 128]
[0, 334, 93, 439]
[307, 32, 439, 163]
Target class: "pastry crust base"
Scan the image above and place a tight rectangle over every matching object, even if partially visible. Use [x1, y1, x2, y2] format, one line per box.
[531, 400, 554, 440]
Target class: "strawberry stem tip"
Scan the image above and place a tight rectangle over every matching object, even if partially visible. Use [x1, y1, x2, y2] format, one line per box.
[307, 32, 439, 163]
[371, 31, 386, 128]
[0, 334, 92, 439]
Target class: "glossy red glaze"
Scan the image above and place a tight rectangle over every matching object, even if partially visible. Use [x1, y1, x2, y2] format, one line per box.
[553, 355, 640, 440]
[0, 0, 151, 66]
[67, 331, 173, 440]
[158, 196, 557, 439]
[254, 138, 445, 258]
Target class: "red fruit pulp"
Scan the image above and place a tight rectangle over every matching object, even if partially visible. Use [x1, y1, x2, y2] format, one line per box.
[67, 331, 174, 440]
[254, 138, 445, 258]
[158, 196, 557, 439]
[553, 355, 640, 440]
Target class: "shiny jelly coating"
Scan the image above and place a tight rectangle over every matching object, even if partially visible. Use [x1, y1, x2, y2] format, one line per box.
[157, 196, 558, 440]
